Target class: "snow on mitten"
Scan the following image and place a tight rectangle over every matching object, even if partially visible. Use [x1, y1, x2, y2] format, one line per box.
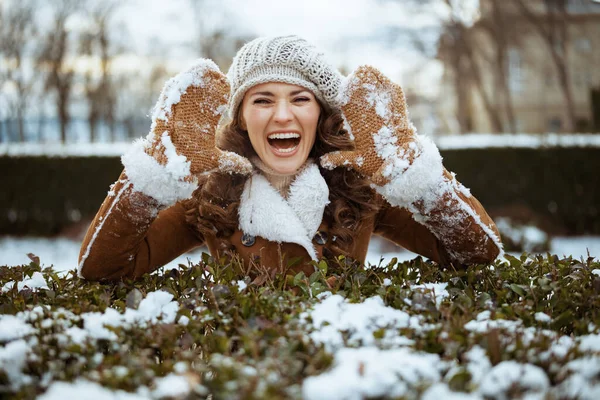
[320, 65, 419, 186]
[122, 59, 252, 206]
[321, 65, 503, 264]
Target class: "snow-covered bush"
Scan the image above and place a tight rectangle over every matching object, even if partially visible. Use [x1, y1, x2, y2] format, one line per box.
[1, 253, 600, 399]
[495, 217, 550, 252]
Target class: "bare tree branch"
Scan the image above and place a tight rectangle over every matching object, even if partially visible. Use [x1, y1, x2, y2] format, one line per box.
[37, 0, 81, 143]
[0, 0, 38, 142]
[79, 0, 124, 142]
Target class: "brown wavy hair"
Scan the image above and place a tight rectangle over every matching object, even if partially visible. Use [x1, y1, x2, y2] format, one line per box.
[183, 105, 380, 256]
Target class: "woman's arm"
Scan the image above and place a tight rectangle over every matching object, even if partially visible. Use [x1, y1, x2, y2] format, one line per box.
[372, 169, 502, 266]
[322, 65, 503, 265]
[78, 59, 251, 281]
[78, 171, 202, 281]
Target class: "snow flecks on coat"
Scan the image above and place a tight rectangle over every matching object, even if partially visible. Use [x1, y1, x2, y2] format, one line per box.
[77, 180, 133, 278]
[151, 58, 222, 123]
[121, 136, 197, 206]
[450, 171, 472, 198]
[238, 162, 329, 261]
[373, 134, 503, 263]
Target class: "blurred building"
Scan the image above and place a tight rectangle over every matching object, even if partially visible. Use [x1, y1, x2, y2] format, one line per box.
[437, 0, 600, 134]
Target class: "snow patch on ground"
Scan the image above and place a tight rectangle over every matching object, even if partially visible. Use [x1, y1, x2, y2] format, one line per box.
[2, 235, 600, 276]
[0, 236, 207, 274]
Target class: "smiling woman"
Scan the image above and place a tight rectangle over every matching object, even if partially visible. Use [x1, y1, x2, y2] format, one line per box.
[78, 35, 503, 282]
[242, 83, 320, 174]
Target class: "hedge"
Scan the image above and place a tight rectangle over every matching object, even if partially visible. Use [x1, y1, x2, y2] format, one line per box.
[1, 254, 600, 398]
[1, 147, 599, 235]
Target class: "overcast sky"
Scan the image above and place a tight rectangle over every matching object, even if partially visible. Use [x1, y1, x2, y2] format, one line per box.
[115, 0, 448, 97]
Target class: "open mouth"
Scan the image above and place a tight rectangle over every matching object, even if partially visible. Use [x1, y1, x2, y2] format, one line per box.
[267, 132, 301, 154]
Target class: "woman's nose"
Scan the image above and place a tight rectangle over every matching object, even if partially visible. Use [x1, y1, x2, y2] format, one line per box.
[273, 100, 293, 123]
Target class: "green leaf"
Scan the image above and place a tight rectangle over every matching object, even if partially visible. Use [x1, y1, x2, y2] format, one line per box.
[317, 260, 328, 275]
[510, 284, 527, 297]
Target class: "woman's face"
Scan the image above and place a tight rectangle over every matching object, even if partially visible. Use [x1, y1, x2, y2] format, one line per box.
[240, 82, 321, 175]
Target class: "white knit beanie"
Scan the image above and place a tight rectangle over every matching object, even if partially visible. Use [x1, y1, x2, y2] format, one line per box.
[226, 35, 342, 119]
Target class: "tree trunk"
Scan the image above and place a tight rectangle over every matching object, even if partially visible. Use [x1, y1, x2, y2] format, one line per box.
[463, 36, 504, 133]
[59, 91, 69, 143]
[491, 1, 516, 133]
[17, 108, 25, 142]
[89, 112, 97, 143]
[454, 53, 471, 134]
[551, 49, 576, 132]
[0, 119, 6, 143]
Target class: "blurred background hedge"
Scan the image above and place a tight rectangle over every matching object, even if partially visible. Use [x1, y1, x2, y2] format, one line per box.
[1, 148, 599, 236]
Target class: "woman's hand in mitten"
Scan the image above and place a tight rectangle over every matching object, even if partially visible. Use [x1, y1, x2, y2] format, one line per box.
[146, 59, 252, 178]
[122, 59, 253, 205]
[321, 66, 504, 265]
[320, 65, 418, 186]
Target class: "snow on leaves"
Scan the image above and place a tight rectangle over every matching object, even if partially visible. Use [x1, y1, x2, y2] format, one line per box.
[3, 254, 600, 399]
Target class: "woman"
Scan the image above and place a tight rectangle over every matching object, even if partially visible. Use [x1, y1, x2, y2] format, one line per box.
[78, 36, 503, 281]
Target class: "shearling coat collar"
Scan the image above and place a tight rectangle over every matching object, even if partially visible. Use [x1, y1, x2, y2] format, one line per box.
[238, 162, 330, 260]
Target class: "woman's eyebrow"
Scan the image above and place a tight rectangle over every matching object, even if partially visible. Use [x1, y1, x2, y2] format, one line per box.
[250, 91, 274, 97]
[249, 89, 311, 97]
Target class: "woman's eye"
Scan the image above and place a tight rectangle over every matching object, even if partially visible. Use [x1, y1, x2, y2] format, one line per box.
[294, 97, 310, 103]
[253, 98, 270, 104]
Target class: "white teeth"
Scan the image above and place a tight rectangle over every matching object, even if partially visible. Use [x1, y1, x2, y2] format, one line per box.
[268, 132, 300, 139]
[275, 145, 298, 153]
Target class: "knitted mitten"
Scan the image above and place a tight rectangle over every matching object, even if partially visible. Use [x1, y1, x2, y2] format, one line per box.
[320, 65, 417, 186]
[321, 65, 503, 264]
[122, 59, 252, 206]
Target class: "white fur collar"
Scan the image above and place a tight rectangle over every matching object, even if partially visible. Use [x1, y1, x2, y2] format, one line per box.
[238, 162, 329, 260]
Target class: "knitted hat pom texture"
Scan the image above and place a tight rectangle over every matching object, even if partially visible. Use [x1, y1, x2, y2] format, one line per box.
[226, 36, 342, 119]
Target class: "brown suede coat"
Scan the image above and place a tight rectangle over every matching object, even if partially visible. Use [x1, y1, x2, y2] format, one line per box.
[79, 168, 502, 281]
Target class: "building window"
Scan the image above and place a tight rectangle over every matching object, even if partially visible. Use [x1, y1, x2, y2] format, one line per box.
[508, 48, 523, 93]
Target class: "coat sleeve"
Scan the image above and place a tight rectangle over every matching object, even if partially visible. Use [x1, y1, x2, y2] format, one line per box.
[78, 170, 203, 281]
[373, 200, 453, 265]
[372, 137, 503, 266]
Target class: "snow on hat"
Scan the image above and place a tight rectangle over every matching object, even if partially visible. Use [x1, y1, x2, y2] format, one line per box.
[226, 35, 342, 119]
